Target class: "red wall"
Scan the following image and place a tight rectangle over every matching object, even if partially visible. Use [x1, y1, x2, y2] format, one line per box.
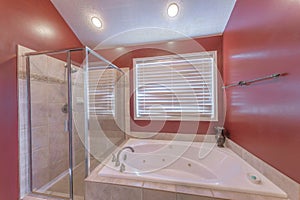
[223, 0, 300, 183]
[0, 1, 82, 199]
[99, 36, 224, 134]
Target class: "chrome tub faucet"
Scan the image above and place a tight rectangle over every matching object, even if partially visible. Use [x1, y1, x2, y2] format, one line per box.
[215, 127, 227, 147]
[112, 146, 135, 172]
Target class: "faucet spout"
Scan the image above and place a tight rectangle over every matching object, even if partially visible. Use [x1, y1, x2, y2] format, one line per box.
[115, 146, 135, 167]
[214, 127, 226, 147]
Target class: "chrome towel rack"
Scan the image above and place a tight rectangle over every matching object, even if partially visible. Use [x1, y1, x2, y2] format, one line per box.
[223, 73, 284, 89]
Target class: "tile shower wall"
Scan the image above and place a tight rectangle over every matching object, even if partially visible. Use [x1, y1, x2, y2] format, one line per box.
[18, 46, 85, 197]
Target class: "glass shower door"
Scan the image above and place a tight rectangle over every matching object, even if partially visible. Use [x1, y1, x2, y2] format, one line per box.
[28, 53, 71, 199]
[84, 51, 126, 175]
[24, 47, 125, 200]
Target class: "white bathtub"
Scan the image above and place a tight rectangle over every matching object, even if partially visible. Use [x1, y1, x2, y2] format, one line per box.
[99, 139, 287, 198]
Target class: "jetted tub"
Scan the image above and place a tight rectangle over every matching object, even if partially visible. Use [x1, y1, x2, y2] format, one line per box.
[99, 139, 287, 198]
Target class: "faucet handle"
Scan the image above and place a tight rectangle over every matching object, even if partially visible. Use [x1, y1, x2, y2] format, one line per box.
[120, 163, 125, 173]
[214, 127, 228, 148]
[112, 154, 116, 162]
[115, 160, 120, 167]
[214, 127, 226, 136]
[214, 126, 225, 132]
[123, 154, 127, 161]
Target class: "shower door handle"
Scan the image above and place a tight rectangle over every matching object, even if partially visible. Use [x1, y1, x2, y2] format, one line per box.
[64, 119, 69, 132]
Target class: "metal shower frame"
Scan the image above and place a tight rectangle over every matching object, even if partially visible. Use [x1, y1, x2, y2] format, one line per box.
[24, 46, 123, 200]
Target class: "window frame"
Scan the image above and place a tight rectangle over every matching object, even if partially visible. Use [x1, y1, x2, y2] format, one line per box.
[133, 51, 218, 121]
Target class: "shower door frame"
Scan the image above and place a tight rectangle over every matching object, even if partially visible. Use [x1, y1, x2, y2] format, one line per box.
[25, 47, 84, 200]
[24, 46, 124, 200]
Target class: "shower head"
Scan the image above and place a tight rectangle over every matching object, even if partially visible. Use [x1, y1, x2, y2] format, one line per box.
[64, 64, 78, 73]
[71, 67, 78, 73]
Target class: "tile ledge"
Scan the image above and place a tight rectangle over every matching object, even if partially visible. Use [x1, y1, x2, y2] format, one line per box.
[226, 139, 300, 200]
[211, 189, 289, 200]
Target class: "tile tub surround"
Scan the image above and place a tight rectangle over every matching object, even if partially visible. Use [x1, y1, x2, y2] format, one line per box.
[226, 139, 300, 200]
[85, 171, 223, 200]
[85, 138, 288, 200]
[86, 164, 286, 200]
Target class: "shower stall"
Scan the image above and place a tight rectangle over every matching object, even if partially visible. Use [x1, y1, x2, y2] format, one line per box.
[18, 46, 126, 200]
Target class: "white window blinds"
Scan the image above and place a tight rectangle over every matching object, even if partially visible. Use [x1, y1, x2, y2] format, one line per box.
[134, 51, 217, 121]
[88, 67, 116, 116]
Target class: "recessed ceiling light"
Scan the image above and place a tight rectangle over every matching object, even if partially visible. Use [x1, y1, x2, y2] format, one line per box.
[91, 17, 102, 28]
[167, 3, 179, 18]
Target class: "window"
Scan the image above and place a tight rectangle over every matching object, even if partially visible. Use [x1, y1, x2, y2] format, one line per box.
[88, 67, 116, 116]
[133, 51, 218, 121]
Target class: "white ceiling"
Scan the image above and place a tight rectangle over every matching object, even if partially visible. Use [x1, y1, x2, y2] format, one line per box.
[51, 0, 236, 49]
